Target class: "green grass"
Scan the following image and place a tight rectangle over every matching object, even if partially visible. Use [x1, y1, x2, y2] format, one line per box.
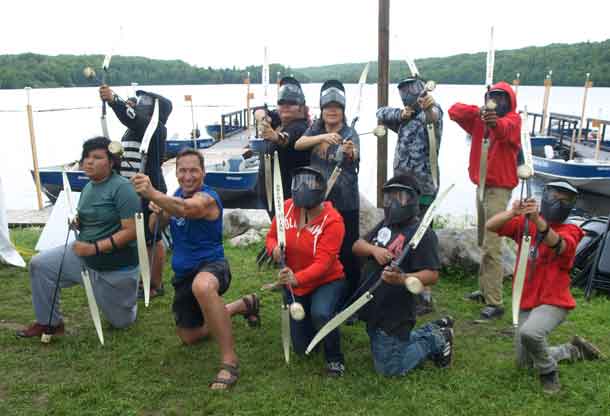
[1, 229, 610, 416]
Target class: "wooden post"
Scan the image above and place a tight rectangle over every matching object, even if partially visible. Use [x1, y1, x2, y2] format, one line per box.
[245, 71, 252, 127]
[377, 0, 390, 208]
[540, 70, 552, 135]
[25, 87, 44, 210]
[184, 95, 197, 148]
[576, 73, 592, 144]
[277, 71, 281, 95]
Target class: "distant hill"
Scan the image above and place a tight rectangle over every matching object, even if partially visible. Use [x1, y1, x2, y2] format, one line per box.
[1, 39, 608, 89]
[296, 39, 610, 87]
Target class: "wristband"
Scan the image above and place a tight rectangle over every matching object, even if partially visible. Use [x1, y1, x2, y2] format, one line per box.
[110, 235, 118, 251]
[94, 241, 101, 256]
[550, 235, 563, 254]
[538, 223, 550, 239]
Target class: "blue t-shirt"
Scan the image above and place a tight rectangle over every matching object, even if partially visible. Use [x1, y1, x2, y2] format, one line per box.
[170, 185, 224, 278]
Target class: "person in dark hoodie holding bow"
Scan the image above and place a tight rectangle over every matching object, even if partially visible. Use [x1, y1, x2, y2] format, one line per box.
[100, 85, 173, 300]
[448, 81, 521, 321]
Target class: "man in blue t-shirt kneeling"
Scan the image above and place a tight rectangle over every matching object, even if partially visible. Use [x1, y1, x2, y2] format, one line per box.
[132, 148, 259, 391]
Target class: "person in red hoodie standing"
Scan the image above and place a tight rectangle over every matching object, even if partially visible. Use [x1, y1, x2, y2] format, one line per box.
[266, 167, 347, 377]
[487, 181, 604, 394]
[448, 81, 521, 320]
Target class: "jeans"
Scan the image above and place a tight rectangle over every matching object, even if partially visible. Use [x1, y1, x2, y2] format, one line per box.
[367, 323, 445, 376]
[289, 279, 346, 363]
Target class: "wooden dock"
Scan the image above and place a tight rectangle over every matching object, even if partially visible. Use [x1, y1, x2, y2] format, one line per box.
[7, 208, 51, 227]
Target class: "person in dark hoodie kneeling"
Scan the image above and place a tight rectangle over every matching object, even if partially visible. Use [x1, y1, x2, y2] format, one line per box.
[352, 173, 454, 376]
[100, 86, 173, 300]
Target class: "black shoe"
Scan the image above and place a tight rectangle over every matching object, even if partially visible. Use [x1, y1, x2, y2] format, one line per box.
[540, 371, 561, 394]
[326, 361, 345, 377]
[416, 295, 435, 317]
[571, 336, 605, 361]
[478, 305, 504, 321]
[433, 328, 454, 369]
[464, 290, 485, 303]
[431, 315, 455, 329]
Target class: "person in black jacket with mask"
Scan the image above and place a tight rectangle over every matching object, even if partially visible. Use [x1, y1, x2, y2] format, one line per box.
[99, 85, 173, 299]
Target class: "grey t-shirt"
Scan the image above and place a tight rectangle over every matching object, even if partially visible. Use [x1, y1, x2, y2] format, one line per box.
[303, 121, 360, 212]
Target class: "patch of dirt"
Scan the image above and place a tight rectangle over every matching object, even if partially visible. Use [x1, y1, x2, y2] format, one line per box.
[0, 320, 25, 331]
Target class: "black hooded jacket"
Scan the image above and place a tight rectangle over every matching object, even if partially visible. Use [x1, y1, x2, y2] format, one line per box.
[109, 90, 172, 193]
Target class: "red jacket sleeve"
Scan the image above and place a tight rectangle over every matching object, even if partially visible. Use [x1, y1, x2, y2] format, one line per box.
[294, 218, 345, 286]
[490, 112, 521, 147]
[496, 215, 522, 242]
[448, 103, 480, 135]
[265, 216, 278, 256]
[556, 225, 584, 269]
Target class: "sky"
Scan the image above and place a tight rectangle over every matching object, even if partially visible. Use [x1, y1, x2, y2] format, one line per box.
[2, 0, 609, 69]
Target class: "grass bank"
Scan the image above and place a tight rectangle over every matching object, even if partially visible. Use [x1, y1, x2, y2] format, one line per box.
[1, 228, 609, 416]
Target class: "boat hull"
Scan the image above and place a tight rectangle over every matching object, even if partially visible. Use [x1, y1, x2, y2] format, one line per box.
[165, 137, 216, 158]
[533, 156, 610, 197]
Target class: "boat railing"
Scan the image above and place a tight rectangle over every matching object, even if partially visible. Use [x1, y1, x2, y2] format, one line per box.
[219, 106, 267, 140]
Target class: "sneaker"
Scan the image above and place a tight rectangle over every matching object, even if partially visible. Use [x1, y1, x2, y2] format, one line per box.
[464, 290, 485, 303]
[478, 305, 504, 321]
[416, 295, 435, 316]
[433, 327, 454, 369]
[540, 371, 561, 395]
[571, 336, 605, 361]
[431, 315, 455, 329]
[16, 321, 65, 338]
[326, 361, 345, 377]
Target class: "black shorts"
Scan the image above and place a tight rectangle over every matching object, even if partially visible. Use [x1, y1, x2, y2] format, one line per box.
[171, 259, 232, 329]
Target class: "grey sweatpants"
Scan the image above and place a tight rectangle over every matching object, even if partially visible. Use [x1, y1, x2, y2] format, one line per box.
[516, 304, 575, 375]
[29, 242, 139, 329]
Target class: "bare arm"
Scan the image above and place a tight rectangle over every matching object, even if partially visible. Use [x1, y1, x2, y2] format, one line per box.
[295, 133, 341, 151]
[96, 217, 137, 254]
[148, 189, 219, 221]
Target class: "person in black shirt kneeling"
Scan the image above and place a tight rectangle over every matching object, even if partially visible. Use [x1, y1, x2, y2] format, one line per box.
[352, 172, 454, 376]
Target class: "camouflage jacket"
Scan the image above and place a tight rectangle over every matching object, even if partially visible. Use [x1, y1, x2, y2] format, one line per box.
[376, 104, 443, 196]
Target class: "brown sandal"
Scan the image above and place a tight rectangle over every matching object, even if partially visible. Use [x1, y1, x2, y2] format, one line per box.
[242, 294, 261, 328]
[209, 362, 240, 390]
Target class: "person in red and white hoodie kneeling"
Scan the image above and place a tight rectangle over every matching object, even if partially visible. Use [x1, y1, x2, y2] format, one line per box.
[266, 166, 347, 377]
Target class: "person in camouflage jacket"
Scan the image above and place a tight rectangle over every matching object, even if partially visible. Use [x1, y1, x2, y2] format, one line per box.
[376, 77, 442, 315]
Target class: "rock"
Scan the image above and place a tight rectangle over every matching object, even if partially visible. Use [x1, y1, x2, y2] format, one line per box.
[359, 194, 384, 237]
[223, 209, 251, 238]
[223, 209, 271, 238]
[228, 228, 262, 247]
[436, 227, 517, 278]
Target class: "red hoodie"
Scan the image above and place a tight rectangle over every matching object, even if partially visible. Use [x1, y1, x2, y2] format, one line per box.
[498, 216, 584, 310]
[448, 81, 521, 189]
[266, 199, 345, 296]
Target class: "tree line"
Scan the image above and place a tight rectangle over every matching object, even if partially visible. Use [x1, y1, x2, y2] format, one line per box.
[1, 39, 608, 89]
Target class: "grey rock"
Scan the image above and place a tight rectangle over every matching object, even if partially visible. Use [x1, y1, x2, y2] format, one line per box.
[359, 194, 384, 237]
[223, 209, 251, 238]
[228, 228, 262, 247]
[436, 228, 517, 278]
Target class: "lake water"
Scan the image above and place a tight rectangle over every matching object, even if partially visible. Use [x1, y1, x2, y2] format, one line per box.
[1, 82, 609, 220]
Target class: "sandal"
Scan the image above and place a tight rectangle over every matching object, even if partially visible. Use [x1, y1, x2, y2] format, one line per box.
[242, 294, 261, 328]
[209, 362, 240, 390]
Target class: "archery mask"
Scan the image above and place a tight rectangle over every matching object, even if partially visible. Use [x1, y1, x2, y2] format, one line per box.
[382, 183, 420, 225]
[398, 78, 426, 110]
[487, 89, 511, 117]
[135, 94, 155, 120]
[291, 167, 326, 209]
[540, 182, 578, 224]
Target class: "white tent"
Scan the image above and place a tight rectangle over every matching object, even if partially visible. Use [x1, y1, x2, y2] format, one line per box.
[0, 176, 26, 268]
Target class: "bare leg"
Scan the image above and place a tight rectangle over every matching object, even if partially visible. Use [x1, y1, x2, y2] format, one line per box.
[175, 296, 252, 345]
[147, 241, 165, 293]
